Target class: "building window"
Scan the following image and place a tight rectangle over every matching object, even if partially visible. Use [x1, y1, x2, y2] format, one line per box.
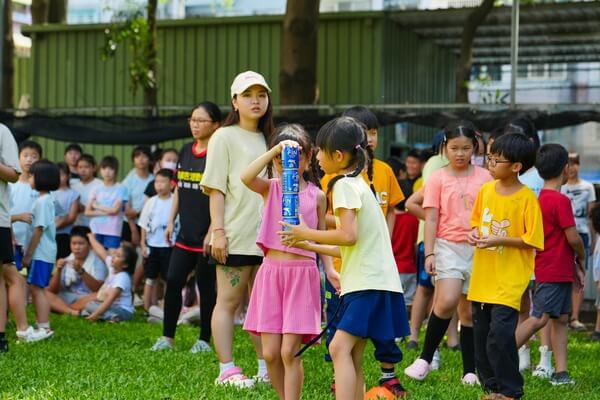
[525, 63, 567, 80]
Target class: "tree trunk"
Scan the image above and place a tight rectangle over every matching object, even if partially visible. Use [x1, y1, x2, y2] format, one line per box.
[145, 0, 158, 117]
[279, 0, 320, 113]
[31, 0, 50, 24]
[2, 0, 14, 108]
[48, 0, 68, 24]
[455, 0, 495, 103]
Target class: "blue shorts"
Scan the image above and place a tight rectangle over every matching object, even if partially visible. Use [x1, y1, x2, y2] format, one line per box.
[14, 245, 23, 271]
[28, 259, 54, 288]
[416, 242, 434, 288]
[96, 234, 121, 249]
[579, 233, 590, 269]
[337, 290, 410, 343]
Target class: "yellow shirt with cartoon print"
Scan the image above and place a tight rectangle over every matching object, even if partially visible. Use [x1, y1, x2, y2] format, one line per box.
[467, 180, 544, 310]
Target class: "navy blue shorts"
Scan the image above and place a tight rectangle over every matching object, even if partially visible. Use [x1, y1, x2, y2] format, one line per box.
[531, 282, 572, 319]
[28, 259, 53, 288]
[416, 242, 434, 288]
[336, 290, 410, 342]
[96, 234, 121, 249]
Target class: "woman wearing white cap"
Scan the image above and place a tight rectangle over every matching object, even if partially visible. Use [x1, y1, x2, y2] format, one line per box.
[201, 71, 274, 388]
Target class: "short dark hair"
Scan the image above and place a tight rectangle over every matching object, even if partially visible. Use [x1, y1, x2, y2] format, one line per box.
[406, 149, 421, 161]
[490, 133, 536, 175]
[64, 143, 83, 154]
[120, 242, 138, 275]
[159, 148, 178, 160]
[19, 140, 43, 157]
[504, 117, 539, 150]
[100, 156, 119, 174]
[131, 145, 152, 161]
[342, 106, 379, 130]
[385, 156, 406, 179]
[30, 160, 60, 191]
[536, 143, 568, 180]
[70, 225, 91, 242]
[155, 168, 174, 180]
[77, 153, 96, 167]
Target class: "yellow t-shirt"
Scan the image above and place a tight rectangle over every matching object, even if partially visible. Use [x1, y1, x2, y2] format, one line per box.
[200, 125, 267, 257]
[321, 159, 405, 272]
[332, 176, 403, 296]
[467, 181, 544, 310]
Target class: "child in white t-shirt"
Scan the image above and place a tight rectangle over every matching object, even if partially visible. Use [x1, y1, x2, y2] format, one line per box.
[138, 169, 176, 312]
[82, 232, 137, 322]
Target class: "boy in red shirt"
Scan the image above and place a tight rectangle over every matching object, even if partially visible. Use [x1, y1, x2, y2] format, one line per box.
[515, 143, 585, 386]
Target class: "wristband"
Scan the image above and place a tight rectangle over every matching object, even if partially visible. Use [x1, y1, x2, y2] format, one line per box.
[424, 253, 435, 259]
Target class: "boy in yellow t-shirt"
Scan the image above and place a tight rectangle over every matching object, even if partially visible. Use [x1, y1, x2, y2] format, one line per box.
[467, 133, 544, 400]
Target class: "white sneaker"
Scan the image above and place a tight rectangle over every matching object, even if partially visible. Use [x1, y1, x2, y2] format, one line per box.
[461, 372, 480, 385]
[253, 371, 271, 385]
[16, 326, 54, 343]
[532, 364, 554, 379]
[431, 348, 441, 370]
[133, 294, 144, 308]
[189, 339, 212, 354]
[518, 345, 531, 372]
[148, 305, 164, 320]
[150, 337, 174, 352]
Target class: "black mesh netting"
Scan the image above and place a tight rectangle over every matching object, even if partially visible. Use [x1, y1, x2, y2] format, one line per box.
[2, 108, 599, 144]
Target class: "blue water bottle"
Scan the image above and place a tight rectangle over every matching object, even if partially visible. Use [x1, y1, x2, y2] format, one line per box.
[281, 145, 300, 228]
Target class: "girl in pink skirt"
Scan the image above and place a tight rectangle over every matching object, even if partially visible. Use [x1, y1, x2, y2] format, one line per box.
[241, 124, 340, 400]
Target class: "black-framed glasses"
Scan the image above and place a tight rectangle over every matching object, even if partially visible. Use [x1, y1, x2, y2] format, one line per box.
[488, 157, 512, 167]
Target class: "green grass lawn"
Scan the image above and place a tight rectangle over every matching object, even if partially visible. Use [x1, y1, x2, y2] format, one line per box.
[1, 312, 599, 399]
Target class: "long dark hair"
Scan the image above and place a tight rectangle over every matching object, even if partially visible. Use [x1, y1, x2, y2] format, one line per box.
[222, 94, 274, 146]
[316, 117, 369, 197]
[269, 124, 321, 189]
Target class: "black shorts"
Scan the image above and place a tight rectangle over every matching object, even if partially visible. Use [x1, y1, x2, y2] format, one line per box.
[0, 227, 14, 264]
[208, 254, 262, 267]
[121, 221, 140, 243]
[144, 246, 172, 280]
[531, 282, 572, 319]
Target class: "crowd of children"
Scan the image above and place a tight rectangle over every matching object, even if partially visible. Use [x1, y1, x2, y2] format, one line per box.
[1, 70, 600, 400]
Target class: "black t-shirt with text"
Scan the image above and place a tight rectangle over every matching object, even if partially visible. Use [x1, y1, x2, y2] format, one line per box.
[175, 143, 211, 248]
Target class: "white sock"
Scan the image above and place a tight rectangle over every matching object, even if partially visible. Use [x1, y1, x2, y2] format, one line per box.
[257, 359, 268, 376]
[219, 361, 235, 375]
[37, 322, 50, 329]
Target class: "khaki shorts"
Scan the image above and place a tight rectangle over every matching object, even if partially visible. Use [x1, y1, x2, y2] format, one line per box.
[433, 238, 473, 294]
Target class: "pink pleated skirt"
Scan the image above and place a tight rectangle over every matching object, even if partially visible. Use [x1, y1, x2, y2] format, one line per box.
[244, 257, 321, 344]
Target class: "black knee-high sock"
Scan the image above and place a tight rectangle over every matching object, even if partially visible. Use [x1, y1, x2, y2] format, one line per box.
[420, 312, 452, 363]
[460, 326, 475, 375]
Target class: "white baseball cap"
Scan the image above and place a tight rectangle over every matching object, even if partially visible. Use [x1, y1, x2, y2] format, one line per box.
[230, 71, 271, 98]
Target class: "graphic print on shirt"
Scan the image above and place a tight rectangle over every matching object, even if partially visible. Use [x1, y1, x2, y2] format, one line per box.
[177, 170, 203, 191]
[479, 207, 511, 253]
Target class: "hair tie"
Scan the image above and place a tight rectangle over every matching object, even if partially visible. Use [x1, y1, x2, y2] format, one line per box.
[355, 144, 361, 150]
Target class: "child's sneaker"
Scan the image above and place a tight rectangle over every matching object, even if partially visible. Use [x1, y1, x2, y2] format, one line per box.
[532, 364, 554, 379]
[431, 348, 441, 370]
[380, 377, 408, 398]
[16, 326, 53, 343]
[215, 366, 255, 388]
[550, 371, 575, 386]
[150, 337, 174, 352]
[406, 340, 418, 350]
[590, 331, 600, 341]
[0, 339, 7, 353]
[404, 358, 432, 381]
[461, 372, 480, 385]
[253, 371, 271, 385]
[569, 319, 586, 331]
[189, 339, 211, 354]
[518, 345, 530, 372]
